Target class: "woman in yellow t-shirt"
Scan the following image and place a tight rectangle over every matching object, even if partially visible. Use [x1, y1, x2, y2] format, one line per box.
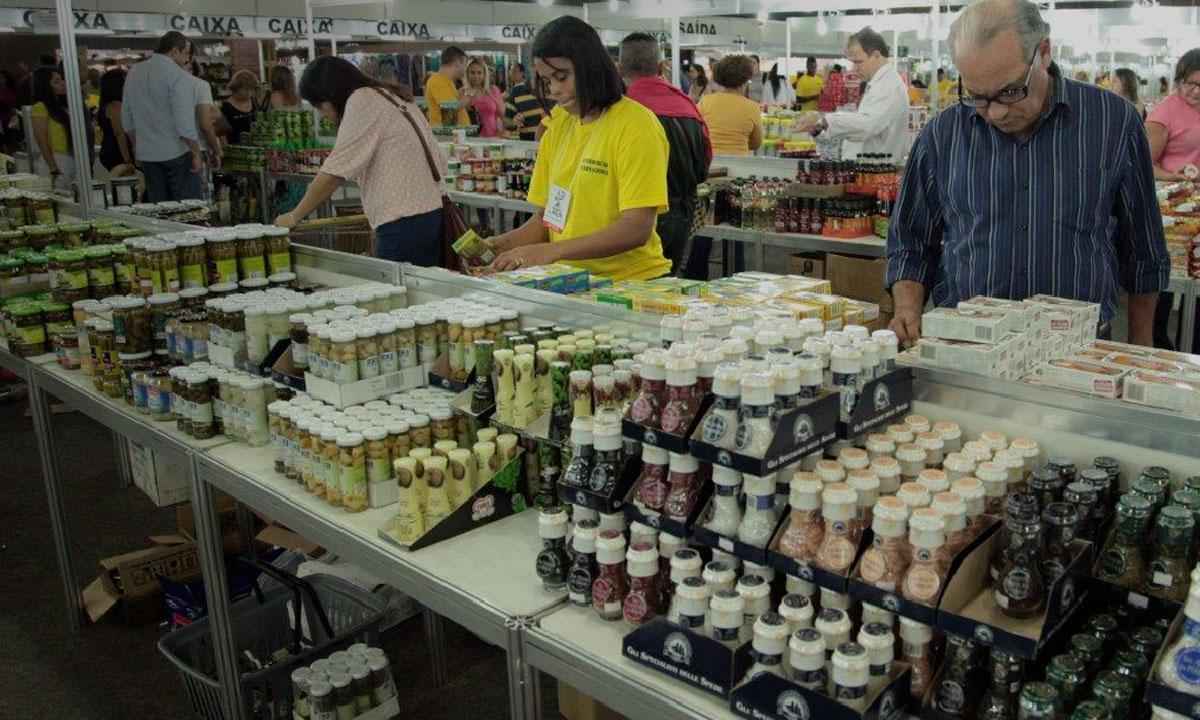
[698, 56, 763, 157]
[31, 67, 77, 187]
[488, 16, 671, 282]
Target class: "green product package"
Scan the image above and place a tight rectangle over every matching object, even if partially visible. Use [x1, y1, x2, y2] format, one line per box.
[451, 229, 496, 266]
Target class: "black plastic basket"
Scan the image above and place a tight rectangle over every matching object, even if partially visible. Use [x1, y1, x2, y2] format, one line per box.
[158, 561, 387, 720]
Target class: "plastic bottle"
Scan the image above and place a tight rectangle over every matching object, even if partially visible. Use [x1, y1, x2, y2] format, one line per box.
[535, 506, 570, 591]
[858, 495, 910, 592]
[666, 549, 704, 624]
[815, 483, 861, 574]
[672, 575, 710, 632]
[700, 362, 741, 449]
[745, 612, 790, 682]
[567, 519, 599, 607]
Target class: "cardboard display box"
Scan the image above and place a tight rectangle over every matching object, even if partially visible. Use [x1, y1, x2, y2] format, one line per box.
[693, 492, 789, 567]
[836, 368, 913, 440]
[789, 253, 826, 279]
[731, 664, 913, 720]
[1146, 610, 1197, 717]
[623, 395, 714, 455]
[621, 463, 712, 538]
[622, 618, 754, 698]
[827, 253, 894, 328]
[129, 441, 191, 507]
[689, 392, 839, 477]
[81, 536, 201, 624]
[559, 455, 640, 515]
[304, 365, 426, 409]
[176, 491, 244, 555]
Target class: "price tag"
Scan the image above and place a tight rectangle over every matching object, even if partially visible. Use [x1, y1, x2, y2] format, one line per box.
[542, 184, 571, 232]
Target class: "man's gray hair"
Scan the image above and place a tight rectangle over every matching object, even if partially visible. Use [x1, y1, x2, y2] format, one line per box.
[619, 32, 661, 78]
[948, 0, 1050, 61]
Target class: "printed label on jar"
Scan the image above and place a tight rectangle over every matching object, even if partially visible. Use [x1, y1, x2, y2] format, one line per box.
[623, 592, 650, 624]
[341, 464, 366, 496]
[820, 536, 857, 571]
[591, 578, 621, 617]
[679, 612, 705, 629]
[214, 258, 238, 284]
[368, 457, 391, 484]
[191, 400, 214, 425]
[903, 566, 941, 601]
[162, 267, 180, 292]
[1100, 549, 1128, 579]
[362, 355, 381, 378]
[180, 264, 205, 289]
[935, 680, 965, 714]
[701, 412, 734, 444]
[836, 684, 867, 701]
[240, 257, 267, 279]
[16, 325, 46, 345]
[89, 266, 115, 287]
[794, 669, 826, 688]
[379, 351, 398, 373]
[712, 625, 740, 643]
[567, 568, 593, 606]
[750, 493, 774, 510]
[268, 252, 291, 274]
[1173, 647, 1200, 685]
[292, 342, 308, 367]
[535, 549, 566, 582]
[858, 549, 892, 587]
[398, 345, 416, 369]
[1001, 568, 1032, 601]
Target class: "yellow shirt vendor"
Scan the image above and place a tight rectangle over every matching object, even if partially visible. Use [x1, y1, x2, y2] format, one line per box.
[425, 47, 471, 127]
[488, 17, 671, 283]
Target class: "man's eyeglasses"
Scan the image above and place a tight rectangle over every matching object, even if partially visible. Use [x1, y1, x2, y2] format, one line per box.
[1180, 80, 1200, 94]
[958, 48, 1040, 108]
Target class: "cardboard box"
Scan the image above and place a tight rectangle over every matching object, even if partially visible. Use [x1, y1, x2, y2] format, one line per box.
[176, 491, 244, 555]
[304, 365, 426, 409]
[81, 536, 201, 624]
[1034, 358, 1127, 399]
[129, 441, 191, 507]
[827, 254, 890, 308]
[922, 307, 1021, 345]
[1122, 371, 1200, 416]
[558, 682, 625, 720]
[789, 253, 826, 278]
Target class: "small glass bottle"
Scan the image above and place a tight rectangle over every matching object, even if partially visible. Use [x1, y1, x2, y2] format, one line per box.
[873, 456, 902, 496]
[588, 420, 623, 496]
[897, 444, 928, 483]
[858, 622, 895, 697]
[1046, 653, 1087, 710]
[899, 617, 934, 702]
[592, 530, 628, 621]
[953, 478, 988, 540]
[735, 372, 775, 457]
[665, 548, 703, 623]
[1096, 494, 1152, 590]
[706, 466, 744, 537]
[831, 346, 862, 422]
[778, 474, 824, 563]
[1146, 504, 1194, 602]
[917, 432, 946, 469]
[898, 481, 932, 512]
[858, 495, 910, 592]
[745, 612, 790, 682]
[560, 418, 593, 490]
[633, 444, 670, 512]
[847, 470, 880, 527]
[623, 542, 661, 626]
[536, 507, 570, 591]
[933, 491, 970, 567]
[737, 573, 772, 635]
[790, 628, 828, 692]
[1041, 502, 1079, 586]
[902, 508, 948, 605]
[738, 472, 779, 548]
[1019, 682, 1061, 720]
[567, 519, 599, 607]
[661, 357, 700, 436]
[944, 453, 977, 483]
[779, 594, 814, 635]
[933, 636, 986, 720]
[815, 607, 852, 668]
[700, 362, 741, 449]
[977, 648, 1025, 720]
[816, 483, 861, 574]
[664, 453, 702, 522]
[977, 461, 1010, 515]
[833, 642, 871, 712]
[710, 589, 748, 648]
[672, 575, 710, 632]
[703, 560, 737, 594]
[995, 505, 1046, 618]
[628, 350, 667, 429]
[866, 433, 896, 462]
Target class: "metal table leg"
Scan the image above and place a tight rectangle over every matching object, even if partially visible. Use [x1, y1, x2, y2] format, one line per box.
[1181, 281, 1197, 354]
[422, 607, 449, 688]
[113, 431, 132, 489]
[756, 233, 766, 271]
[236, 503, 257, 559]
[190, 455, 246, 720]
[28, 371, 81, 634]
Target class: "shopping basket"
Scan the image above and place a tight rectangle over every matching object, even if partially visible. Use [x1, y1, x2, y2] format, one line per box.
[158, 558, 388, 720]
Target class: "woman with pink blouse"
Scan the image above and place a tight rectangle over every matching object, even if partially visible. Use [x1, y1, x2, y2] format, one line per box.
[274, 57, 445, 266]
[1148, 49, 1200, 181]
[463, 57, 506, 138]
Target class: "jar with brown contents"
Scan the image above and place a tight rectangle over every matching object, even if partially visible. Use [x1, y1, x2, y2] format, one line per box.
[112, 297, 152, 354]
[264, 226, 291, 274]
[409, 414, 432, 449]
[49, 250, 89, 304]
[28, 195, 57, 225]
[9, 304, 46, 358]
[58, 222, 89, 248]
[207, 235, 239, 285]
[338, 433, 368, 512]
[87, 319, 115, 392]
[177, 237, 207, 289]
[187, 370, 216, 439]
[154, 241, 181, 293]
[236, 227, 268, 280]
[85, 246, 115, 299]
[430, 408, 455, 444]
[110, 244, 134, 294]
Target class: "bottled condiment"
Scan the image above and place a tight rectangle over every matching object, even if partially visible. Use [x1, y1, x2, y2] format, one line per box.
[664, 547, 702, 623]
[1046, 653, 1087, 710]
[623, 542, 660, 625]
[933, 636, 986, 720]
[1089, 672, 1134, 720]
[832, 642, 871, 712]
[702, 559, 737, 595]
[897, 444, 928, 482]
[567, 519, 599, 607]
[899, 617, 934, 701]
[1018, 682, 1061, 720]
[664, 453, 702, 523]
[1096, 494, 1153, 589]
[903, 508, 947, 605]
[1030, 466, 1064, 514]
[858, 622, 895, 697]
[710, 589, 748, 648]
[561, 418, 593, 490]
[536, 507, 570, 591]
[700, 362, 741, 449]
[736, 372, 775, 457]
[738, 472, 779, 548]
[744, 612, 789, 682]
[995, 501, 1045, 618]
[660, 357, 700, 435]
[790, 629, 828, 692]
[628, 351, 666, 428]
[873, 456, 902, 496]
[858, 495, 910, 591]
[705, 465, 743, 537]
[977, 648, 1024, 720]
[592, 530, 628, 621]
[1146, 505, 1194, 602]
[338, 433, 368, 513]
[1041, 502, 1079, 585]
[778, 474, 823, 562]
[672, 576, 709, 632]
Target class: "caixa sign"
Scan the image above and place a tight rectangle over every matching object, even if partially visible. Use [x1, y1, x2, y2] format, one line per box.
[265, 17, 335, 35]
[170, 15, 245, 36]
[376, 20, 432, 38]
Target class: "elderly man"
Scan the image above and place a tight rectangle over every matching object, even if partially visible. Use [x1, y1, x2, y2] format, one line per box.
[885, 0, 1169, 346]
[798, 28, 910, 162]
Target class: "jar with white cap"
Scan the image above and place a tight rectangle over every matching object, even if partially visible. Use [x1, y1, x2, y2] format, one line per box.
[744, 612, 790, 682]
[962, 440, 993, 465]
[720, 338, 749, 364]
[816, 459, 846, 485]
[657, 532, 687, 588]
[916, 432, 945, 468]
[933, 421, 962, 454]
[976, 461, 1010, 515]
[778, 593, 814, 635]
[896, 443, 928, 482]
[899, 617, 934, 701]
[815, 483, 861, 574]
[567, 520, 599, 607]
[993, 449, 1028, 493]
[622, 542, 662, 626]
[862, 603, 894, 629]
[902, 508, 947, 605]
[839, 446, 869, 472]
[858, 622, 896, 697]
[816, 607, 852, 671]
[772, 358, 803, 414]
[629, 521, 659, 549]
[736, 372, 775, 457]
[872, 456, 902, 495]
[737, 574, 772, 637]
[710, 589, 748, 648]
[858, 496, 910, 592]
[633, 444, 670, 512]
[672, 575, 710, 632]
[664, 452, 702, 522]
[659, 315, 682, 348]
[831, 345, 862, 422]
[933, 491, 969, 564]
[790, 629, 828, 691]
[804, 337, 832, 387]
[785, 574, 817, 603]
[1009, 437, 1041, 478]
[738, 472, 779, 548]
[666, 548, 703, 622]
[779, 474, 824, 563]
[700, 362, 741, 450]
[904, 414, 932, 434]
[754, 329, 784, 357]
[857, 340, 880, 385]
[887, 423, 915, 445]
[979, 430, 1008, 453]
[943, 452, 976, 483]
[598, 511, 626, 535]
[847, 470, 880, 527]
[865, 433, 896, 463]
[706, 465, 743, 537]
[593, 530, 629, 621]
[794, 353, 823, 400]
[871, 329, 899, 373]
[535, 507, 570, 591]
[953, 477, 988, 539]
[917, 468, 950, 495]
[702, 560, 737, 594]
[820, 588, 851, 611]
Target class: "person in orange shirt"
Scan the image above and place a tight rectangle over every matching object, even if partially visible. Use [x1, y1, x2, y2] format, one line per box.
[425, 46, 469, 127]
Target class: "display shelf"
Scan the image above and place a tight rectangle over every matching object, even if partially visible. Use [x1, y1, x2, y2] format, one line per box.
[702, 223, 886, 258]
[0, 347, 54, 375]
[524, 605, 740, 720]
[32, 363, 233, 457]
[199, 443, 566, 648]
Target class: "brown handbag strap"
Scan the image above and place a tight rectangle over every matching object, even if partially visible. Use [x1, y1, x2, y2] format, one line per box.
[396, 99, 442, 184]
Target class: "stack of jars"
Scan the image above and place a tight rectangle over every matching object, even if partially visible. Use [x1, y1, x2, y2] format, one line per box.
[0, 188, 59, 226]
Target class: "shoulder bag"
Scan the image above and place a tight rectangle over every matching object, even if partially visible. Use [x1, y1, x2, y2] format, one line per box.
[396, 100, 470, 271]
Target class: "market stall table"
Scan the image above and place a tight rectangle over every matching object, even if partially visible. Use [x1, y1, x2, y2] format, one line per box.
[199, 442, 567, 719]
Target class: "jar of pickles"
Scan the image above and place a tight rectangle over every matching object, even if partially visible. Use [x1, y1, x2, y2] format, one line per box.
[22, 224, 55, 250]
[117, 351, 154, 406]
[112, 297, 151, 353]
[207, 235, 239, 284]
[58, 222, 89, 248]
[85, 246, 115, 299]
[338, 433, 368, 512]
[111, 244, 134, 294]
[151, 241, 181, 293]
[10, 304, 45, 357]
[330, 330, 360, 384]
[187, 370, 216, 439]
[148, 293, 180, 354]
[177, 237, 207, 289]
[236, 227, 268, 279]
[49, 250, 89, 303]
[28, 195, 57, 225]
[265, 226, 291, 274]
[88, 320, 115, 391]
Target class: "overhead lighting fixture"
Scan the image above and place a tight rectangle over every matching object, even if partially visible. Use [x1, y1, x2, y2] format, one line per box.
[757, 8, 768, 22]
[816, 11, 828, 36]
[609, 0, 619, 11]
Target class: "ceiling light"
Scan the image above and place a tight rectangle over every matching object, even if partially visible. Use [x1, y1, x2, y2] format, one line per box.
[816, 12, 828, 36]
[757, 9, 768, 22]
[609, 0, 619, 11]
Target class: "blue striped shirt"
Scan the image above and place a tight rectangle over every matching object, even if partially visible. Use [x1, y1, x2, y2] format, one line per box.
[885, 66, 1170, 323]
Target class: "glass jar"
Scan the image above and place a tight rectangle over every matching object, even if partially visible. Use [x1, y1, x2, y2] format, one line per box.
[1146, 504, 1193, 602]
[49, 250, 89, 303]
[58, 222, 88, 248]
[110, 298, 151, 354]
[177, 237, 207, 289]
[236, 227, 268, 279]
[1096, 494, 1152, 589]
[110, 244, 134, 294]
[28, 195, 57, 225]
[151, 240, 181, 294]
[338, 433, 368, 513]
[207, 235, 239, 285]
[289, 314, 310, 370]
[995, 506, 1045, 618]
[265, 226, 291, 274]
[23, 223, 56, 250]
[187, 370, 216, 439]
[357, 327, 380, 379]
[81, 246, 114, 299]
[148, 293, 180, 354]
[330, 331, 360, 384]
[395, 319, 417, 369]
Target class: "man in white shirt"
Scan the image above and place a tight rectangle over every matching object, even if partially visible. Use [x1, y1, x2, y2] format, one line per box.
[799, 27, 910, 162]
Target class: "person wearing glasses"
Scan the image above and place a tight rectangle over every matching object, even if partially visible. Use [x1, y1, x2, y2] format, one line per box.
[885, 0, 1169, 348]
[795, 27, 910, 163]
[1147, 49, 1200, 181]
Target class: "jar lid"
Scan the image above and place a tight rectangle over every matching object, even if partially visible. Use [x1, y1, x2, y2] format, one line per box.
[980, 430, 1008, 451]
[754, 612, 791, 651]
[815, 460, 845, 484]
[886, 424, 915, 444]
[703, 560, 735, 581]
[962, 440, 993, 462]
[917, 469, 949, 494]
[870, 456, 900, 477]
[865, 434, 895, 454]
[790, 475, 823, 510]
[904, 414, 931, 433]
[895, 443, 927, 463]
[933, 421, 962, 441]
[932, 491, 966, 517]
[676, 575, 709, 601]
[952, 477, 986, 503]
[943, 452, 976, 474]
[847, 470, 880, 495]
[337, 432, 364, 447]
[815, 607, 851, 634]
[779, 593, 813, 621]
[625, 539, 659, 565]
[595, 529, 626, 558]
[909, 507, 946, 535]
[830, 346, 862, 373]
[362, 427, 387, 441]
[709, 588, 745, 614]
[975, 461, 1007, 483]
[916, 432, 944, 452]
[671, 548, 703, 573]
[666, 357, 697, 386]
[833, 641, 869, 670]
[669, 452, 698, 473]
[898, 482, 931, 508]
[822, 482, 857, 509]
[737, 573, 771, 599]
[873, 495, 909, 523]
[790, 628, 826, 656]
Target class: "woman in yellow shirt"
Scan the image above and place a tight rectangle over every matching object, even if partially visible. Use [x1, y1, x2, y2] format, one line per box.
[31, 67, 90, 189]
[488, 16, 671, 282]
[698, 56, 763, 157]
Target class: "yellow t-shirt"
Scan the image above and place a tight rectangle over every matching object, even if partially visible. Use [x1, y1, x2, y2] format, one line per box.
[528, 99, 671, 282]
[698, 92, 762, 157]
[908, 86, 926, 106]
[937, 79, 957, 101]
[31, 102, 69, 154]
[424, 72, 469, 127]
[794, 74, 824, 112]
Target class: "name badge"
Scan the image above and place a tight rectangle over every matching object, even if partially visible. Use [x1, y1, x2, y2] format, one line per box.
[542, 184, 571, 233]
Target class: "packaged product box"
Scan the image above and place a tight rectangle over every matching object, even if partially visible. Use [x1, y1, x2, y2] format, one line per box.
[129, 441, 191, 507]
[1034, 357, 1127, 399]
[1103, 353, 1190, 376]
[917, 337, 1011, 377]
[788, 252, 826, 279]
[957, 295, 1040, 325]
[1122, 371, 1200, 416]
[921, 306, 1022, 344]
[1024, 295, 1101, 342]
[81, 536, 201, 624]
[644, 276, 707, 296]
[787, 292, 846, 322]
[767, 298, 825, 321]
[826, 254, 887, 303]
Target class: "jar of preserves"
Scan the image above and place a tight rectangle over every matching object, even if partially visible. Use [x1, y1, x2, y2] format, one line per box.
[365, 427, 392, 489]
[177, 237, 207, 289]
[207, 235, 239, 284]
[187, 370, 216, 439]
[117, 351, 153, 406]
[84, 246, 115, 299]
[265, 226, 291, 274]
[236, 227, 268, 279]
[338, 433, 368, 512]
[28, 195, 57, 225]
[10, 304, 45, 357]
[330, 331, 360, 384]
[88, 320, 115, 390]
[148, 293, 180, 354]
[49, 250, 89, 303]
[109, 244, 134, 294]
[58, 222, 89, 248]
[395, 319, 417, 369]
[111, 297, 151, 353]
[289, 314, 310, 370]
